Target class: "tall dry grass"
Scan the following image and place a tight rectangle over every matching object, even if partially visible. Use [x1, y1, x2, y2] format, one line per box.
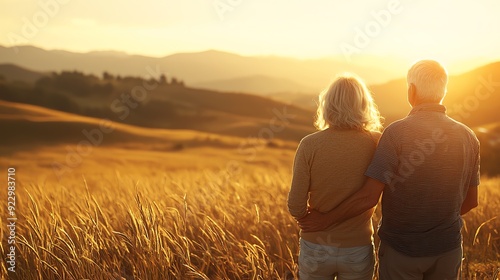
[1, 168, 499, 279]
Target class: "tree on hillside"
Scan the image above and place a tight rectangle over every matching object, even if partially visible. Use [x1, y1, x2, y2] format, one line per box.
[102, 71, 114, 80]
[159, 74, 167, 85]
[35, 71, 112, 97]
[170, 77, 185, 87]
[148, 77, 158, 85]
[122, 76, 144, 83]
[55, 71, 95, 96]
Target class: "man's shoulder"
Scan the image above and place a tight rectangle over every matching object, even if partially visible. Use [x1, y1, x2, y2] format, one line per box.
[444, 116, 479, 143]
[383, 115, 477, 136]
[381, 118, 408, 136]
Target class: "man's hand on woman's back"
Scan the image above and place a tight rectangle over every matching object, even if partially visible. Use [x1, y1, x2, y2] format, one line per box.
[297, 208, 331, 232]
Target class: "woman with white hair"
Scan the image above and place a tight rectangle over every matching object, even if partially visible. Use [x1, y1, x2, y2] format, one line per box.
[288, 74, 383, 280]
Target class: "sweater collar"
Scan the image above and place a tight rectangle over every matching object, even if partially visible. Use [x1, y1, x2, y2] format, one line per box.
[408, 103, 446, 116]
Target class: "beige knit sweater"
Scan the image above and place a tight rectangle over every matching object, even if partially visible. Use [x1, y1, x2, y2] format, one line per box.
[288, 128, 381, 247]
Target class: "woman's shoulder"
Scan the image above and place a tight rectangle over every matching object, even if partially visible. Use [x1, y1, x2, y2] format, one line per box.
[300, 129, 381, 146]
[367, 130, 382, 144]
[301, 130, 324, 141]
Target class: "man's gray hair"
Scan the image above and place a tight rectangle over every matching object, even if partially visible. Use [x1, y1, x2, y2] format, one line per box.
[407, 60, 448, 103]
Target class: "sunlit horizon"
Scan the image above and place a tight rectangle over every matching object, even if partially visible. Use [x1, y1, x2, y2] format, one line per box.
[2, 0, 500, 73]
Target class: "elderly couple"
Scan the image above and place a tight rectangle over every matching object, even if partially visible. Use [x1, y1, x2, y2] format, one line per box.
[288, 60, 480, 280]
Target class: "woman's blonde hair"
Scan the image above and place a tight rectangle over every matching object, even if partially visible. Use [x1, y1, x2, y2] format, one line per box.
[315, 73, 383, 132]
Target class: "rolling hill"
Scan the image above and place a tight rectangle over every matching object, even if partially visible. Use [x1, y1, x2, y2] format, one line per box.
[0, 100, 217, 146]
[0, 99, 291, 153]
[0, 68, 317, 142]
[140, 85, 316, 141]
[0, 63, 44, 83]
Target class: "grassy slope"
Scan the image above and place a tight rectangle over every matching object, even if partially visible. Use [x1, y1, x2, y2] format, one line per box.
[0, 100, 298, 183]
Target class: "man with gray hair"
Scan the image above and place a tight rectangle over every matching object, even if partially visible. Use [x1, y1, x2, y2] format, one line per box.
[298, 60, 480, 279]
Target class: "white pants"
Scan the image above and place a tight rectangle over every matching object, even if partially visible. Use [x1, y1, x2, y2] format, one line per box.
[299, 238, 374, 280]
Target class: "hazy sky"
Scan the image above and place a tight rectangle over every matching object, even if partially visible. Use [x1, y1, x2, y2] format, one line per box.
[2, 0, 500, 67]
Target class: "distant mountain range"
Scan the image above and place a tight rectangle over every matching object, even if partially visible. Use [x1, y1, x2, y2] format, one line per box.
[0, 45, 406, 94]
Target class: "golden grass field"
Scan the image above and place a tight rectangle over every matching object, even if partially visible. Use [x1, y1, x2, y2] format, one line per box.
[1, 141, 499, 280]
[1, 101, 499, 279]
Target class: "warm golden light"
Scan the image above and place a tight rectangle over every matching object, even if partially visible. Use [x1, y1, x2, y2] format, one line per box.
[1, 1, 499, 279]
[1, 0, 499, 73]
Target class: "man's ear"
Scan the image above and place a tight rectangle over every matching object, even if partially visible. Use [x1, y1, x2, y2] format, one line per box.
[408, 83, 417, 106]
